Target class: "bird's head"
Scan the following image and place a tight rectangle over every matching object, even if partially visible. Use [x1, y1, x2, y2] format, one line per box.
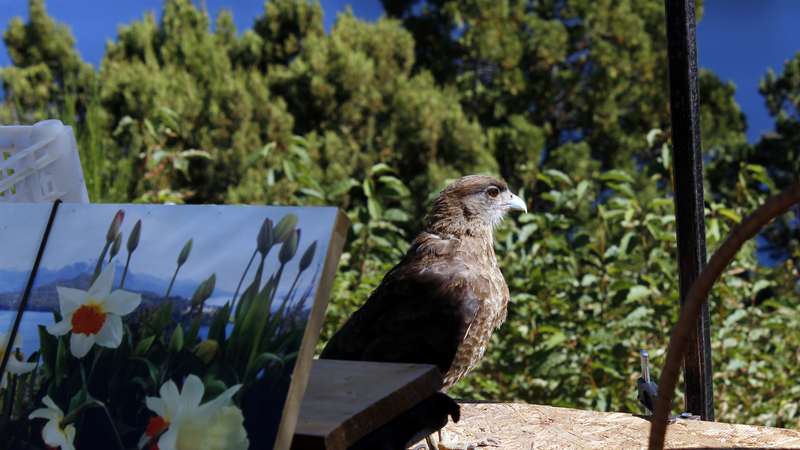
[426, 175, 527, 237]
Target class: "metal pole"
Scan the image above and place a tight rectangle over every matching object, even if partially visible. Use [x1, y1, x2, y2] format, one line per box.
[663, 0, 715, 421]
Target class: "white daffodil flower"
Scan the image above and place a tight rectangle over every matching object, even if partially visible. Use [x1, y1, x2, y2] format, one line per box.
[28, 396, 76, 450]
[0, 332, 37, 389]
[139, 375, 248, 450]
[47, 262, 141, 358]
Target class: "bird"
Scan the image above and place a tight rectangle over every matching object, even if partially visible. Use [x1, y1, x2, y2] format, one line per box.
[320, 175, 526, 449]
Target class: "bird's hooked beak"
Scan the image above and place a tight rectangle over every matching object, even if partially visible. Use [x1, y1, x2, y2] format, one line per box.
[505, 193, 527, 213]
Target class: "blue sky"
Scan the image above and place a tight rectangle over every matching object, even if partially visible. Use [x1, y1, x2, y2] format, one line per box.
[1, 0, 799, 143]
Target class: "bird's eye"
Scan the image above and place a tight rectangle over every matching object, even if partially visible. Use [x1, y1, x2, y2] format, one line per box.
[487, 187, 500, 198]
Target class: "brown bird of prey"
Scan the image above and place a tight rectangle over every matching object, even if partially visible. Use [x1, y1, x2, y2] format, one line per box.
[320, 175, 526, 449]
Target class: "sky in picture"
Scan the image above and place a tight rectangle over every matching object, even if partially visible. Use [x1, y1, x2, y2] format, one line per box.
[1, 0, 799, 143]
[0, 203, 52, 292]
[1, 203, 338, 307]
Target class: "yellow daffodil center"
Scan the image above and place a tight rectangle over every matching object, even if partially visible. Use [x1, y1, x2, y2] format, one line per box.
[71, 302, 106, 336]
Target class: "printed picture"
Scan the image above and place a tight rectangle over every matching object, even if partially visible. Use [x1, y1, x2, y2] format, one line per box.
[0, 203, 344, 450]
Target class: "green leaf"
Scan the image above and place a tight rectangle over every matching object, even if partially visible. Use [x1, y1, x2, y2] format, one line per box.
[297, 187, 325, 201]
[751, 279, 773, 295]
[624, 286, 651, 303]
[287, 135, 310, 148]
[649, 198, 674, 210]
[208, 303, 231, 343]
[154, 301, 174, 336]
[580, 274, 598, 287]
[168, 326, 184, 354]
[234, 282, 258, 322]
[364, 177, 376, 199]
[601, 170, 635, 184]
[185, 315, 201, 348]
[38, 325, 58, 378]
[327, 178, 359, 197]
[543, 169, 573, 186]
[724, 308, 748, 327]
[717, 208, 742, 223]
[606, 182, 635, 198]
[243, 142, 276, 170]
[129, 357, 160, 384]
[369, 163, 393, 176]
[575, 180, 591, 201]
[382, 208, 410, 222]
[203, 379, 230, 402]
[622, 305, 649, 322]
[646, 128, 662, 147]
[543, 332, 566, 350]
[144, 118, 158, 141]
[282, 159, 296, 182]
[249, 352, 284, 375]
[367, 197, 383, 220]
[55, 338, 69, 388]
[134, 336, 155, 357]
[619, 232, 635, 258]
[377, 175, 411, 197]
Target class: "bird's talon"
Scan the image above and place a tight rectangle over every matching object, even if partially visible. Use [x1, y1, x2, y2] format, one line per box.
[412, 445, 428, 450]
[487, 437, 500, 446]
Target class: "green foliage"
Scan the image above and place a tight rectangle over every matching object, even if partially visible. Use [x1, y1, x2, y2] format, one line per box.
[319, 158, 800, 427]
[4, 0, 800, 431]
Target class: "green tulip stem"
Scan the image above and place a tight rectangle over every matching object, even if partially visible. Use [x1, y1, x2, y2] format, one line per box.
[276, 268, 304, 324]
[182, 303, 197, 329]
[246, 262, 284, 374]
[90, 241, 111, 287]
[120, 251, 133, 289]
[162, 264, 181, 308]
[102, 404, 126, 450]
[231, 248, 258, 315]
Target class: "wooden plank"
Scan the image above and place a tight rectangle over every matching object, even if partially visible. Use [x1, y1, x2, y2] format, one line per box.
[276, 209, 350, 450]
[417, 402, 800, 449]
[293, 360, 443, 450]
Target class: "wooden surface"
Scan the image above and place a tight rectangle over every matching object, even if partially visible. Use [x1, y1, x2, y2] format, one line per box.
[414, 401, 800, 449]
[292, 359, 443, 450]
[276, 209, 349, 450]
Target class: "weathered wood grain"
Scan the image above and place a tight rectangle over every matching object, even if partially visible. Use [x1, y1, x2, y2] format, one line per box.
[293, 359, 443, 450]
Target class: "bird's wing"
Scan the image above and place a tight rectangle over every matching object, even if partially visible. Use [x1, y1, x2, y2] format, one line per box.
[320, 237, 482, 375]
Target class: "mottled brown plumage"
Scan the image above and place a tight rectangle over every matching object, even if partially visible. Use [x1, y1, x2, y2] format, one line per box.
[320, 175, 526, 392]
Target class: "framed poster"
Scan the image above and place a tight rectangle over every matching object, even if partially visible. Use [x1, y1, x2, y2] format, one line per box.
[0, 203, 348, 450]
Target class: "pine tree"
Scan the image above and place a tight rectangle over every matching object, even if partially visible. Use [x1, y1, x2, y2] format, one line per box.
[381, 0, 747, 190]
[1, 0, 95, 124]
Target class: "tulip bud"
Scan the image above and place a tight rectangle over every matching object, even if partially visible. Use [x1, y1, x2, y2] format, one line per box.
[178, 238, 193, 266]
[273, 214, 298, 244]
[193, 339, 220, 364]
[168, 326, 184, 354]
[109, 233, 122, 260]
[299, 240, 317, 272]
[279, 229, 299, 265]
[127, 219, 142, 253]
[106, 210, 125, 243]
[191, 279, 206, 307]
[257, 218, 273, 256]
[203, 273, 216, 300]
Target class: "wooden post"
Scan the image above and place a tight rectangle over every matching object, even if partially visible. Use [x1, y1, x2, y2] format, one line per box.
[663, 0, 715, 421]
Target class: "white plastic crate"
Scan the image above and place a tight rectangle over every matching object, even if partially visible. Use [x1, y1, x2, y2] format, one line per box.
[0, 119, 89, 203]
